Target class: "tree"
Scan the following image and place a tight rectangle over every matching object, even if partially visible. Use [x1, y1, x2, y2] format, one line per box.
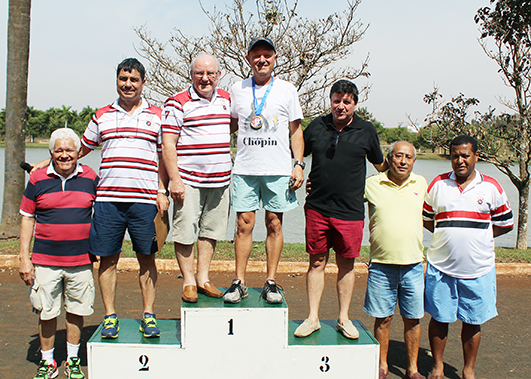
[420, 87, 529, 248]
[418, 0, 531, 249]
[135, 0, 370, 117]
[1, 0, 31, 238]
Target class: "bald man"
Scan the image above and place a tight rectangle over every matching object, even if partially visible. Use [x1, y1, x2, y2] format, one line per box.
[162, 54, 232, 303]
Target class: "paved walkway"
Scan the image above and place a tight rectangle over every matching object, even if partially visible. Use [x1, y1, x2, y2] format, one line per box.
[1, 265, 530, 379]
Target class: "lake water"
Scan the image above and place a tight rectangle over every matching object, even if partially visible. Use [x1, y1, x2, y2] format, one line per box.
[1, 148, 525, 248]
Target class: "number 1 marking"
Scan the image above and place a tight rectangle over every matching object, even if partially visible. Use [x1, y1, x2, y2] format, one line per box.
[228, 318, 234, 335]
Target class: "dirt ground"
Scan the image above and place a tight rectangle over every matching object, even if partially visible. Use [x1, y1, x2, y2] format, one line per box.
[1, 267, 530, 379]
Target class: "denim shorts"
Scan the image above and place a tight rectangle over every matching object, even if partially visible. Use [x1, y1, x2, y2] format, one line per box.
[424, 262, 497, 325]
[88, 202, 158, 257]
[232, 174, 298, 213]
[363, 262, 425, 319]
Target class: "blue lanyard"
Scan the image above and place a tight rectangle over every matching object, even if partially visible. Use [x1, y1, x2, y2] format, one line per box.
[252, 76, 274, 116]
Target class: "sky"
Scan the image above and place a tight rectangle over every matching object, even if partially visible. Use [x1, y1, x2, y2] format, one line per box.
[0, 0, 515, 127]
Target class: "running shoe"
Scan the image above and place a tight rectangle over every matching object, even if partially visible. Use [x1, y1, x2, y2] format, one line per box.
[139, 313, 160, 338]
[260, 280, 283, 304]
[33, 359, 58, 379]
[64, 357, 85, 379]
[101, 314, 119, 339]
[223, 279, 248, 303]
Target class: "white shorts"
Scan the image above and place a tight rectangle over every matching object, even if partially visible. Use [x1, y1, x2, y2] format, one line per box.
[172, 184, 230, 244]
[30, 264, 95, 321]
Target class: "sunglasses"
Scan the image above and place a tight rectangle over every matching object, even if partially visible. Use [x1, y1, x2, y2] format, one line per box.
[330, 132, 339, 149]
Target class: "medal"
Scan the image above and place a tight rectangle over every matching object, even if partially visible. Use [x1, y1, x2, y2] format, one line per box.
[250, 115, 264, 130]
[251, 76, 274, 130]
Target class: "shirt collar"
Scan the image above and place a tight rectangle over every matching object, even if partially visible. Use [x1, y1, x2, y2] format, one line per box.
[111, 97, 149, 116]
[377, 170, 418, 188]
[449, 169, 482, 188]
[47, 162, 83, 181]
[189, 85, 218, 102]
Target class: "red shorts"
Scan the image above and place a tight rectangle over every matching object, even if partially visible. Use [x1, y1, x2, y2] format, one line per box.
[304, 205, 363, 259]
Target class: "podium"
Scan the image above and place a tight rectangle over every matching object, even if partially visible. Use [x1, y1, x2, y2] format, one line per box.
[87, 288, 379, 378]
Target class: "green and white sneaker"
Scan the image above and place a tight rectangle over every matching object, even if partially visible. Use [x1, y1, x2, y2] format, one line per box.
[64, 357, 85, 379]
[33, 359, 58, 379]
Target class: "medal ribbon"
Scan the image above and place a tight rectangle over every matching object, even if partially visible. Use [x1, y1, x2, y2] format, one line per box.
[252, 76, 274, 116]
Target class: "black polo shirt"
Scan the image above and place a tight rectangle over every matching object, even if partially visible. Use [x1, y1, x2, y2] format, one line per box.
[303, 113, 384, 220]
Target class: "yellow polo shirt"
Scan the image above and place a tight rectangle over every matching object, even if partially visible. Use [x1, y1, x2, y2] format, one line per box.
[364, 171, 427, 264]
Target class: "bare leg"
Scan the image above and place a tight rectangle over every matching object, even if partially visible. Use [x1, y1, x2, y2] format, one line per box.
[39, 318, 57, 351]
[174, 243, 196, 288]
[462, 322, 481, 379]
[306, 252, 329, 322]
[336, 254, 355, 323]
[403, 317, 421, 376]
[374, 316, 393, 373]
[265, 211, 283, 281]
[136, 252, 157, 314]
[234, 211, 255, 284]
[98, 255, 119, 316]
[65, 312, 83, 345]
[429, 317, 448, 377]
[196, 237, 216, 286]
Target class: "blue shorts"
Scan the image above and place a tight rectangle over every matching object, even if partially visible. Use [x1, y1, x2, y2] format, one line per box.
[363, 262, 425, 319]
[89, 202, 158, 257]
[424, 262, 497, 325]
[232, 174, 298, 213]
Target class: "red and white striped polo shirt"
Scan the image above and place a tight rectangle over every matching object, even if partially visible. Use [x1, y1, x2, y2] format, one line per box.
[82, 98, 162, 204]
[423, 170, 513, 278]
[162, 86, 231, 188]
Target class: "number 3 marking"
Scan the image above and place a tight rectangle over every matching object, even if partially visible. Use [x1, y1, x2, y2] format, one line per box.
[320, 356, 330, 372]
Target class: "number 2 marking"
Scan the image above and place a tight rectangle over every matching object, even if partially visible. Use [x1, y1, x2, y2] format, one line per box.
[320, 356, 330, 372]
[228, 318, 234, 335]
[139, 355, 149, 371]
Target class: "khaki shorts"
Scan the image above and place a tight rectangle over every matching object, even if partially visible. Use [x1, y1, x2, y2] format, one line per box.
[172, 184, 230, 245]
[30, 264, 95, 321]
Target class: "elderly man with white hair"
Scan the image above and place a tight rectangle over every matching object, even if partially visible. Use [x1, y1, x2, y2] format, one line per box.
[19, 128, 98, 379]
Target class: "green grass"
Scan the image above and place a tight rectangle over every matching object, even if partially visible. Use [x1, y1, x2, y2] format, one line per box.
[4, 239, 531, 263]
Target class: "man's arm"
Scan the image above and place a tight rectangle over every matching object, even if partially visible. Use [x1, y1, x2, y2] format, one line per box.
[289, 119, 304, 190]
[156, 151, 170, 214]
[19, 215, 36, 286]
[423, 220, 434, 233]
[372, 158, 388, 173]
[493, 225, 513, 237]
[161, 132, 185, 204]
[230, 117, 239, 134]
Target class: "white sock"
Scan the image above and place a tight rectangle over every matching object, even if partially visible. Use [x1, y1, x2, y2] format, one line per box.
[41, 348, 54, 363]
[66, 341, 80, 359]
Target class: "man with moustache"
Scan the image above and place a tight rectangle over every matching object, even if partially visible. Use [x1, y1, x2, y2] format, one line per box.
[224, 37, 305, 304]
[423, 135, 513, 379]
[363, 141, 427, 379]
[81, 58, 169, 339]
[162, 54, 231, 303]
[294, 79, 387, 340]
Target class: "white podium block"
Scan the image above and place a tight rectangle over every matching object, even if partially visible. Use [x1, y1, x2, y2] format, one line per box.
[181, 287, 288, 349]
[87, 289, 379, 379]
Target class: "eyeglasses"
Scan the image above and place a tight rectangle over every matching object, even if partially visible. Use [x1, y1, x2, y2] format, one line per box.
[330, 132, 339, 149]
[192, 71, 219, 79]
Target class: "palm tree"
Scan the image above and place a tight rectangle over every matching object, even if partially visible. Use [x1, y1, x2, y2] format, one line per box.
[1, 0, 32, 238]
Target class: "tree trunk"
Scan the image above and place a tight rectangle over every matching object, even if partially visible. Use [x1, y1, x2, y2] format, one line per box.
[1, 0, 31, 238]
[516, 178, 529, 249]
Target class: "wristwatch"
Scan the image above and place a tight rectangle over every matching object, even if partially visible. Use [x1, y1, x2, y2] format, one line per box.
[294, 160, 306, 169]
[158, 189, 169, 196]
